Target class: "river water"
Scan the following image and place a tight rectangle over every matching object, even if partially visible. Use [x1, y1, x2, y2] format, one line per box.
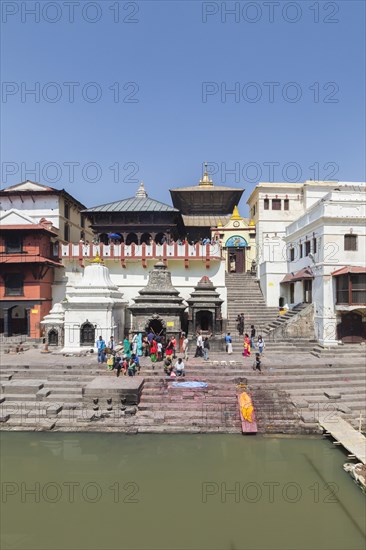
[0, 433, 365, 550]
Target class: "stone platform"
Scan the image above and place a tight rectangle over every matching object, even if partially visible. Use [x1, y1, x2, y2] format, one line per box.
[82, 376, 144, 408]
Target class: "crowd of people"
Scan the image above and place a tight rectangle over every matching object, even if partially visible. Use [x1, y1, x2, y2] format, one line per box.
[80, 235, 221, 247]
[95, 325, 265, 378]
[95, 332, 193, 378]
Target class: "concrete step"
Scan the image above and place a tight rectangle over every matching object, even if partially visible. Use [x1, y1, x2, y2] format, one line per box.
[1, 381, 44, 394]
[47, 387, 83, 395]
[1, 393, 38, 402]
[46, 394, 83, 402]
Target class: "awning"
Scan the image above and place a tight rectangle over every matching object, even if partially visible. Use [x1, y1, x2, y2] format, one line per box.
[0, 224, 58, 235]
[332, 266, 366, 277]
[281, 267, 314, 283]
[0, 255, 63, 267]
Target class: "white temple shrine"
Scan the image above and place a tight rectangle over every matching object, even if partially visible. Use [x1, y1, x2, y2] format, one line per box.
[60, 254, 127, 353]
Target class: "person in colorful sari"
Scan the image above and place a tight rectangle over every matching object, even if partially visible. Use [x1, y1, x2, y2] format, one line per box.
[150, 339, 157, 367]
[123, 336, 131, 358]
[243, 333, 251, 357]
[137, 333, 143, 356]
[165, 338, 174, 360]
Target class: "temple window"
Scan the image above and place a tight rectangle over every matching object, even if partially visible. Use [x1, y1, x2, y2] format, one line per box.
[5, 273, 24, 296]
[64, 223, 70, 242]
[264, 199, 269, 210]
[284, 199, 289, 210]
[290, 248, 295, 262]
[126, 233, 138, 245]
[5, 233, 23, 254]
[272, 199, 281, 210]
[336, 274, 366, 305]
[344, 234, 357, 251]
[305, 241, 311, 256]
[313, 238, 317, 253]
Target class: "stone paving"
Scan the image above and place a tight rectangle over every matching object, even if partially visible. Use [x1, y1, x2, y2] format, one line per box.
[0, 346, 365, 435]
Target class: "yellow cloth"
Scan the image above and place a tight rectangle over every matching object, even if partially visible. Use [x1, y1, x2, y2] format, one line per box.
[239, 392, 254, 423]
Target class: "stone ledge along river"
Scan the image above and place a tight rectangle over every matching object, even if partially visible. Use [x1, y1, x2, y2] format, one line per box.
[0, 433, 365, 550]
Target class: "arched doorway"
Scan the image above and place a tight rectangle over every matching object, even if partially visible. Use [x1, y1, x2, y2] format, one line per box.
[337, 312, 365, 343]
[80, 322, 95, 346]
[48, 329, 58, 346]
[225, 236, 248, 274]
[107, 232, 123, 243]
[196, 310, 213, 333]
[10, 306, 29, 336]
[140, 233, 152, 245]
[126, 233, 138, 245]
[155, 232, 166, 245]
[99, 233, 109, 245]
[146, 318, 165, 339]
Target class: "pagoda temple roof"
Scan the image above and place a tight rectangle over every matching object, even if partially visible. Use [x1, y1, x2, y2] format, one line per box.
[170, 163, 244, 215]
[83, 182, 178, 214]
[170, 186, 244, 215]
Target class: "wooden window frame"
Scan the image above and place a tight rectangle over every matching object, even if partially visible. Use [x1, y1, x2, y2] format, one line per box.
[344, 234, 357, 251]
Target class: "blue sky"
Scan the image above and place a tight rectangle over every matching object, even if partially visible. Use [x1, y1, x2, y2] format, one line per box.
[1, 0, 365, 214]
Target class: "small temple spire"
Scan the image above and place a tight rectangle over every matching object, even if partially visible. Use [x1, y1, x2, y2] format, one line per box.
[199, 161, 213, 186]
[91, 251, 104, 264]
[230, 205, 242, 220]
[135, 181, 148, 198]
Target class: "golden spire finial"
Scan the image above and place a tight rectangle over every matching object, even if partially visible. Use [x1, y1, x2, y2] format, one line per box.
[230, 205, 242, 220]
[199, 161, 213, 186]
[91, 251, 104, 264]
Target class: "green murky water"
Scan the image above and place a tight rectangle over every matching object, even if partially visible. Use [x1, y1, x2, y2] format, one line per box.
[0, 433, 365, 550]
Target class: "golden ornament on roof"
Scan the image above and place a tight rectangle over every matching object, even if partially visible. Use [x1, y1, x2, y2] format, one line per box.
[230, 205, 242, 221]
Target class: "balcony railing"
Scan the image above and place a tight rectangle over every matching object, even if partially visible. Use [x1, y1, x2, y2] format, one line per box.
[60, 242, 222, 268]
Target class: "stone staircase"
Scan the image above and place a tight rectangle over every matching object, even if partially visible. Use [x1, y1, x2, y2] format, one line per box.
[1, 354, 365, 434]
[225, 272, 279, 337]
[311, 342, 366, 359]
[225, 274, 317, 354]
[262, 303, 307, 336]
[0, 335, 41, 354]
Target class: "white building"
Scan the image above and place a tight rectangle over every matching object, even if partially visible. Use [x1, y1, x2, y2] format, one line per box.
[0, 180, 93, 243]
[60, 257, 127, 353]
[247, 181, 366, 345]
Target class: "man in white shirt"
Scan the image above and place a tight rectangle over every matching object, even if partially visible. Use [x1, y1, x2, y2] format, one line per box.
[175, 358, 185, 377]
[194, 331, 203, 357]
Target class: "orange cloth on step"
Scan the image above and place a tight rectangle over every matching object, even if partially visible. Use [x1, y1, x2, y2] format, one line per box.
[239, 392, 254, 423]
